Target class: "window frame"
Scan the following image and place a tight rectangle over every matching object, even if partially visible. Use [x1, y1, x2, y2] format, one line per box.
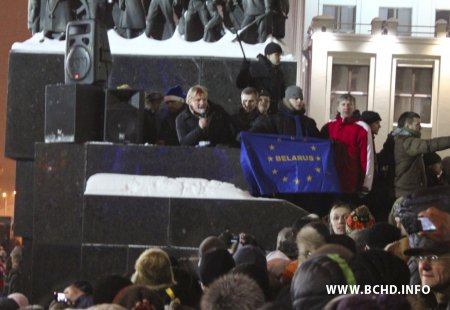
[390, 58, 440, 138]
[323, 5, 356, 33]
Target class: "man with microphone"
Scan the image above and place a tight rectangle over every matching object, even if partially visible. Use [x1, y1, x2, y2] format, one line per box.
[176, 85, 237, 147]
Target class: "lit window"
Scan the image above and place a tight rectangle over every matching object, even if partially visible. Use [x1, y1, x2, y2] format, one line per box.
[394, 66, 433, 138]
[436, 10, 450, 27]
[330, 64, 369, 116]
[379, 7, 412, 36]
[323, 5, 356, 33]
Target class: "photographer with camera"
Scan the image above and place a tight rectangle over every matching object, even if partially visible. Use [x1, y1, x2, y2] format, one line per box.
[50, 280, 93, 309]
[394, 185, 450, 309]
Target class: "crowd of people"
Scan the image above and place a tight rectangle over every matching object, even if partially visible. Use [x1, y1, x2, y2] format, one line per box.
[1, 189, 449, 309]
[4, 36, 450, 308]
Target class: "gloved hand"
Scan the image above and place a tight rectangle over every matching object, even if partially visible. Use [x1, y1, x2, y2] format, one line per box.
[357, 187, 370, 198]
[240, 59, 250, 70]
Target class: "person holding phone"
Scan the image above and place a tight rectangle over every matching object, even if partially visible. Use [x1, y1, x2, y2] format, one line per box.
[63, 280, 94, 308]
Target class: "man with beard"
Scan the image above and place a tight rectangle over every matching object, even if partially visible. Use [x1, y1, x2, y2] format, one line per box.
[393, 111, 450, 198]
[176, 85, 236, 147]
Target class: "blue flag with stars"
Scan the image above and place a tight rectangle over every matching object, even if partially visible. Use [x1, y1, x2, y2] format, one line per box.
[240, 132, 341, 195]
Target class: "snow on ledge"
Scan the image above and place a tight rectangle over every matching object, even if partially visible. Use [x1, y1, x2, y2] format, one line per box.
[11, 28, 295, 61]
[85, 173, 272, 200]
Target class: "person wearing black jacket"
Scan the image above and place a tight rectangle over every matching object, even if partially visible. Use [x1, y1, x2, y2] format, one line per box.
[231, 87, 271, 142]
[176, 85, 237, 147]
[269, 85, 320, 138]
[236, 42, 285, 114]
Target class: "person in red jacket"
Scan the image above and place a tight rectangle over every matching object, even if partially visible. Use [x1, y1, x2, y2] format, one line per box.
[321, 94, 374, 198]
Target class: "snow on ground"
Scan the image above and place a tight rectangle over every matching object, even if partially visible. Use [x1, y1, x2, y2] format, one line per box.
[84, 173, 275, 200]
[11, 27, 295, 61]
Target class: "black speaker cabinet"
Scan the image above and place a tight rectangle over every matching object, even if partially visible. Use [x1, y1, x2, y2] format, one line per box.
[104, 90, 145, 143]
[65, 19, 112, 85]
[45, 84, 105, 143]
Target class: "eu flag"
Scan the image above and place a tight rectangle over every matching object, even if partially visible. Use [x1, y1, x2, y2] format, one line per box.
[240, 132, 341, 195]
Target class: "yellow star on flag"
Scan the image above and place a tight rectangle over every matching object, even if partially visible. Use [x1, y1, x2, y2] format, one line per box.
[295, 178, 300, 185]
[268, 156, 273, 162]
[315, 167, 321, 173]
[283, 176, 288, 182]
[269, 144, 275, 151]
[272, 169, 278, 175]
[311, 145, 316, 151]
[316, 156, 321, 161]
[307, 175, 313, 182]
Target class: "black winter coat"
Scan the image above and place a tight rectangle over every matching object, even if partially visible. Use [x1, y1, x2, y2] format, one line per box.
[236, 54, 285, 113]
[175, 103, 237, 147]
[268, 100, 320, 138]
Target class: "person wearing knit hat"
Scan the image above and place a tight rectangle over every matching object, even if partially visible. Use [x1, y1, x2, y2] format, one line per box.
[263, 85, 320, 138]
[345, 205, 376, 234]
[236, 42, 285, 114]
[131, 248, 176, 290]
[423, 152, 448, 187]
[360, 110, 386, 221]
[264, 42, 283, 57]
[158, 85, 186, 145]
[144, 92, 164, 114]
[233, 245, 267, 271]
[361, 111, 382, 135]
[163, 85, 185, 106]
[291, 254, 356, 310]
[0, 297, 19, 310]
[198, 248, 235, 288]
[7, 293, 29, 308]
[257, 89, 271, 115]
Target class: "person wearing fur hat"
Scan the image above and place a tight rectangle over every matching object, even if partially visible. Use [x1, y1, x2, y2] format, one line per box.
[131, 248, 180, 306]
[176, 85, 237, 147]
[132, 248, 176, 290]
[158, 85, 186, 145]
[236, 42, 285, 114]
